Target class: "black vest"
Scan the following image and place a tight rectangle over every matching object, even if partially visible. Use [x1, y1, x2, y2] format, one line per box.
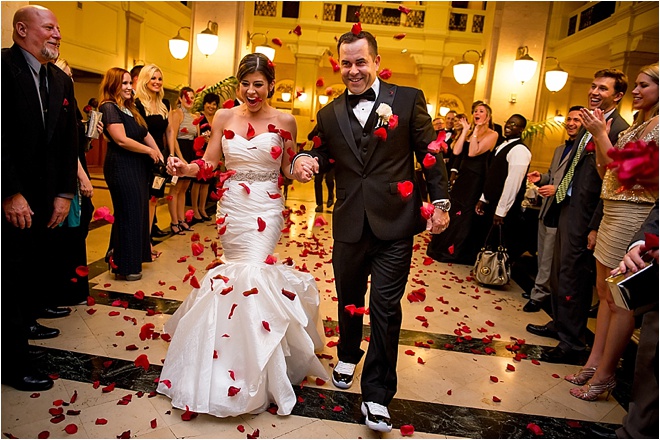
[347, 98, 378, 159]
[482, 139, 528, 216]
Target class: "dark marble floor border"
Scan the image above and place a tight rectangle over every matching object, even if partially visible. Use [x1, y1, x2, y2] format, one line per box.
[32, 346, 621, 439]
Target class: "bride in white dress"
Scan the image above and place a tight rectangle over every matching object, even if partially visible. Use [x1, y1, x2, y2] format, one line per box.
[162, 53, 328, 417]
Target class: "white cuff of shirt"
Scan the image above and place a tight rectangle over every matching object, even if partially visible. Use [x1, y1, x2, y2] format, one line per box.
[290, 153, 313, 175]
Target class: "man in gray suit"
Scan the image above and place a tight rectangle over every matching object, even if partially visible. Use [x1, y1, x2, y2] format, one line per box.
[524, 106, 583, 313]
[527, 69, 630, 363]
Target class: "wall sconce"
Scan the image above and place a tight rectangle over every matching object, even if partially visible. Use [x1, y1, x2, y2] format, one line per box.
[453, 49, 485, 85]
[513, 46, 538, 84]
[197, 21, 219, 57]
[318, 95, 329, 105]
[439, 106, 450, 117]
[426, 103, 434, 115]
[553, 110, 565, 124]
[281, 92, 291, 102]
[247, 32, 276, 61]
[298, 92, 308, 102]
[169, 26, 190, 59]
[544, 57, 569, 92]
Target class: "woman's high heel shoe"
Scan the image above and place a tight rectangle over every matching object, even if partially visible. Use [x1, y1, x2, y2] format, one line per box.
[570, 377, 616, 401]
[565, 367, 597, 385]
[179, 220, 194, 232]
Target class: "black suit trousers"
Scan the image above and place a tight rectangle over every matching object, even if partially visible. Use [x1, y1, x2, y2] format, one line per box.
[332, 216, 413, 406]
[550, 201, 595, 351]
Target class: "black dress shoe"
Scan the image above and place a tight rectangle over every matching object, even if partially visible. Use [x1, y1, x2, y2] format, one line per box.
[523, 299, 543, 313]
[151, 226, 169, 238]
[526, 323, 559, 340]
[540, 345, 581, 364]
[40, 306, 72, 319]
[5, 373, 54, 391]
[27, 323, 60, 340]
[327, 199, 334, 208]
[522, 291, 531, 299]
[315, 205, 323, 213]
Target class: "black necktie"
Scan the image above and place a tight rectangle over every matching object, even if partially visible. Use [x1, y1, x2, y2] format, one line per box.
[347, 88, 376, 107]
[39, 65, 49, 115]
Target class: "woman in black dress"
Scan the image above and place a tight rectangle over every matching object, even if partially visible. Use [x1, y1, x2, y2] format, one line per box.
[100, 67, 163, 281]
[427, 103, 499, 264]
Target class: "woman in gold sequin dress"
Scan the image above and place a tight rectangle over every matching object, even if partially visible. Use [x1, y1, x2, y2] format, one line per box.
[566, 64, 658, 401]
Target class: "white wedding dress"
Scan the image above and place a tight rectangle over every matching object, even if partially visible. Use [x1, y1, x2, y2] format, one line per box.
[157, 132, 328, 417]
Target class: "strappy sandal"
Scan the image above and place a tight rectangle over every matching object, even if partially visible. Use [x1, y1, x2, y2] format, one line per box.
[171, 223, 185, 235]
[179, 220, 194, 232]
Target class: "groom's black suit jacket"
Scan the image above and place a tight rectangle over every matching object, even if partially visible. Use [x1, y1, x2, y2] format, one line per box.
[309, 81, 449, 243]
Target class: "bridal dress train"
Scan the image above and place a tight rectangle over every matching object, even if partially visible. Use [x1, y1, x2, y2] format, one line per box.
[157, 132, 328, 417]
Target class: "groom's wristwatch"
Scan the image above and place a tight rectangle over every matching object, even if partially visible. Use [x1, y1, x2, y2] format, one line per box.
[433, 200, 451, 212]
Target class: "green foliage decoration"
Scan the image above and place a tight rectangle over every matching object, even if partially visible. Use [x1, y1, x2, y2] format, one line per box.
[192, 76, 239, 113]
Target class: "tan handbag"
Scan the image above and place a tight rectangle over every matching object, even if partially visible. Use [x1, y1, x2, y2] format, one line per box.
[473, 225, 510, 286]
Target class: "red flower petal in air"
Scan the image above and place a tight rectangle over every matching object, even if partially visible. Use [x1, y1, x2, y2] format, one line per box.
[420, 202, 434, 219]
[272, 37, 283, 47]
[379, 68, 392, 80]
[316, 77, 325, 87]
[195, 85, 206, 93]
[397, 180, 413, 198]
[262, 321, 271, 331]
[329, 57, 340, 73]
[448, 244, 455, 254]
[228, 386, 241, 396]
[278, 129, 293, 141]
[399, 5, 412, 14]
[135, 354, 149, 371]
[193, 115, 204, 126]
[223, 129, 235, 139]
[257, 217, 266, 231]
[193, 136, 205, 152]
[270, 146, 282, 160]
[75, 266, 89, 277]
[422, 153, 437, 168]
[351, 22, 362, 35]
[374, 126, 388, 141]
[527, 423, 544, 436]
[222, 99, 235, 109]
[393, 33, 407, 40]
[246, 123, 255, 139]
[292, 25, 302, 36]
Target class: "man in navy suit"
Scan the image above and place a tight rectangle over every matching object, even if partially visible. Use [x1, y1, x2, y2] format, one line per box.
[1, 5, 78, 390]
[292, 31, 449, 432]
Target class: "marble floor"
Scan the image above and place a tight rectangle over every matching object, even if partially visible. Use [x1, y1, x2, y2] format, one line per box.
[1, 175, 633, 439]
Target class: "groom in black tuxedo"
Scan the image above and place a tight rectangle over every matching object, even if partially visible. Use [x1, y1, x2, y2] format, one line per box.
[293, 30, 450, 432]
[1, 5, 78, 390]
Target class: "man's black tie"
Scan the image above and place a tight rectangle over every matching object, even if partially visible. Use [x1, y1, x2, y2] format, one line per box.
[347, 88, 376, 107]
[39, 64, 49, 116]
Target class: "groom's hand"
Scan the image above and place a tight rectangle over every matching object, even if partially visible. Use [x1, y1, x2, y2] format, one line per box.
[292, 156, 319, 183]
[427, 209, 450, 234]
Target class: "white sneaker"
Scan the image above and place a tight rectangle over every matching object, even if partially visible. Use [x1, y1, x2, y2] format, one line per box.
[331, 361, 356, 389]
[361, 401, 392, 432]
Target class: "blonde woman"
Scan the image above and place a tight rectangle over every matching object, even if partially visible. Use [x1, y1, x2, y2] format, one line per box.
[134, 64, 179, 244]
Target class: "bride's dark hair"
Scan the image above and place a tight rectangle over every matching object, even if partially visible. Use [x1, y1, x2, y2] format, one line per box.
[236, 53, 276, 98]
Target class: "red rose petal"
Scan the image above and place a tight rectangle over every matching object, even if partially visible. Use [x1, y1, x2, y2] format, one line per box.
[400, 424, 415, 436]
[64, 424, 78, 434]
[228, 386, 241, 396]
[135, 354, 150, 371]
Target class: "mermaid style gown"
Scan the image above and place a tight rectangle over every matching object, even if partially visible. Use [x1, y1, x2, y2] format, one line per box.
[157, 132, 328, 417]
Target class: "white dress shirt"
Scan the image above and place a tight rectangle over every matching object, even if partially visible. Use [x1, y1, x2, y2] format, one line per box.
[350, 79, 380, 128]
[480, 138, 532, 218]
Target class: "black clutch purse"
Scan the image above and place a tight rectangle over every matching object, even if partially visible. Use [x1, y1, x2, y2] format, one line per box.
[606, 262, 658, 311]
[150, 160, 171, 198]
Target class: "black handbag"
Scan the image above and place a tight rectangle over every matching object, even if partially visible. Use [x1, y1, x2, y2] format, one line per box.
[150, 160, 171, 198]
[473, 224, 511, 286]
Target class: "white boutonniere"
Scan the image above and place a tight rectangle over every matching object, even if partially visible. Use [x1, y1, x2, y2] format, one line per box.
[375, 103, 393, 128]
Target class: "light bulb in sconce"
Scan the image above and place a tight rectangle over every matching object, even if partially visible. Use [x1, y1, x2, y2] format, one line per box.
[545, 57, 569, 92]
[197, 21, 219, 57]
[439, 106, 450, 117]
[298, 92, 308, 102]
[281, 92, 291, 102]
[248, 32, 276, 61]
[513, 46, 538, 84]
[453, 49, 485, 84]
[169, 26, 190, 59]
[318, 95, 329, 105]
[553, 110, 565, 124]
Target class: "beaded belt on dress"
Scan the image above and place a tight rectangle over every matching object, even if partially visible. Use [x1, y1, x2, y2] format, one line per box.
[229, 170, 280, 183]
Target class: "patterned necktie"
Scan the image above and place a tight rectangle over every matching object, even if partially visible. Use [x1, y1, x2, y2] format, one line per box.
[39, 65, 49, 117]
[555, 133, 589, 203]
